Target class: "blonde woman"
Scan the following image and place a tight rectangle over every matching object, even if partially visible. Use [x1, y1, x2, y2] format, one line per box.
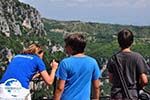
[0, 44, 58, 100]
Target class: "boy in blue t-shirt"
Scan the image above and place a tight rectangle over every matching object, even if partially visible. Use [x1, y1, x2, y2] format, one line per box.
[54, 33, 101, 100]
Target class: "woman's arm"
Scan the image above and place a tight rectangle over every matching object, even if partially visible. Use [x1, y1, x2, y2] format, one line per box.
[40, 60, 58, 85]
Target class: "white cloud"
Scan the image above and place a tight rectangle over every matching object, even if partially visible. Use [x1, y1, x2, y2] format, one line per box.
[48, 0, 65, 2]
[72, 0, 89, 3]
[66, 2, 78, 7]
[19, 0, 150, 8]
[65, 0, 150, 8]
[93, 0, 129, 7]
[64, 0, 130, 8]
[133, 0, 150, 8]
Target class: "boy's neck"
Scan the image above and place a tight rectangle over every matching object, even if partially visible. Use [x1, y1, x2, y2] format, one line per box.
[121, 48, 131, 52]
[73, 53, 85, 57]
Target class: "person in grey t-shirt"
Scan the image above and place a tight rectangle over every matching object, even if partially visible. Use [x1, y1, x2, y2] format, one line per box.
[107, 29, 148, 100]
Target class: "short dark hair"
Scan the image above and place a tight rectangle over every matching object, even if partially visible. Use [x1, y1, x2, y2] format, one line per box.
[117, 29, 134, 49]
[64, 33, 86, 55]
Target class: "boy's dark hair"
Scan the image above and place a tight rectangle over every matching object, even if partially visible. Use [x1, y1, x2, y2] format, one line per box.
[64, 33, 86, 55]
[118, 29, 134, 49]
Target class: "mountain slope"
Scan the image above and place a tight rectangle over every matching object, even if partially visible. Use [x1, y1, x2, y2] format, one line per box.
[43, 18, 150, 58]
[0, 0, 58, 72]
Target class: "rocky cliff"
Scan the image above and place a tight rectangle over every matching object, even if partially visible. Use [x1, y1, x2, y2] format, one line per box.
[0, 0, 50, 72]
[0, 0, 46, 37]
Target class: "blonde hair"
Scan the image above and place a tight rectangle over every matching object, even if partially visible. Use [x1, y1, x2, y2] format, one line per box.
[21, 44, 43, 55]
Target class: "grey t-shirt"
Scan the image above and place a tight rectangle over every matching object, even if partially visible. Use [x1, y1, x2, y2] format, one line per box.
[107, 51, 148, 99]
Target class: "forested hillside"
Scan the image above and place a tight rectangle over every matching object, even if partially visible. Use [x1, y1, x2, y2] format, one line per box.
[43, 18, 150, 58]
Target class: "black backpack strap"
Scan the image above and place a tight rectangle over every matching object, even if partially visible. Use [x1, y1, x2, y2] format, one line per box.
[113, 55, 132, 99]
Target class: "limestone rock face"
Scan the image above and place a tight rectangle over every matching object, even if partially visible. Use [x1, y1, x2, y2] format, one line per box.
[0, 0, 46, 37]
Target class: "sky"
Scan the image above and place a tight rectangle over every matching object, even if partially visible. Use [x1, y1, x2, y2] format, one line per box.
[19, 0, 150, 26]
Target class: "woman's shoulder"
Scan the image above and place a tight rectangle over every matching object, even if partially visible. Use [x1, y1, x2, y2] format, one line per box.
[17, 54, 41, 60]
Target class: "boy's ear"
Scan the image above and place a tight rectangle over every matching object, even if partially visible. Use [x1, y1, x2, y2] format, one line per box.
[68, 46, 73, 51]
[66, 46, 73, 55]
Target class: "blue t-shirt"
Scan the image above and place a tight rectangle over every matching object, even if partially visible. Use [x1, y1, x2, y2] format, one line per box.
[56, 55, 101, 100]
[0, 54, 46, 89]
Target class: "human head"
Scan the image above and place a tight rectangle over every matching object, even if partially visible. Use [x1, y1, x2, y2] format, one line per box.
[64, 33, 86, 55]
[21, 44, 44, 58]
[117, 29, 134, 49]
